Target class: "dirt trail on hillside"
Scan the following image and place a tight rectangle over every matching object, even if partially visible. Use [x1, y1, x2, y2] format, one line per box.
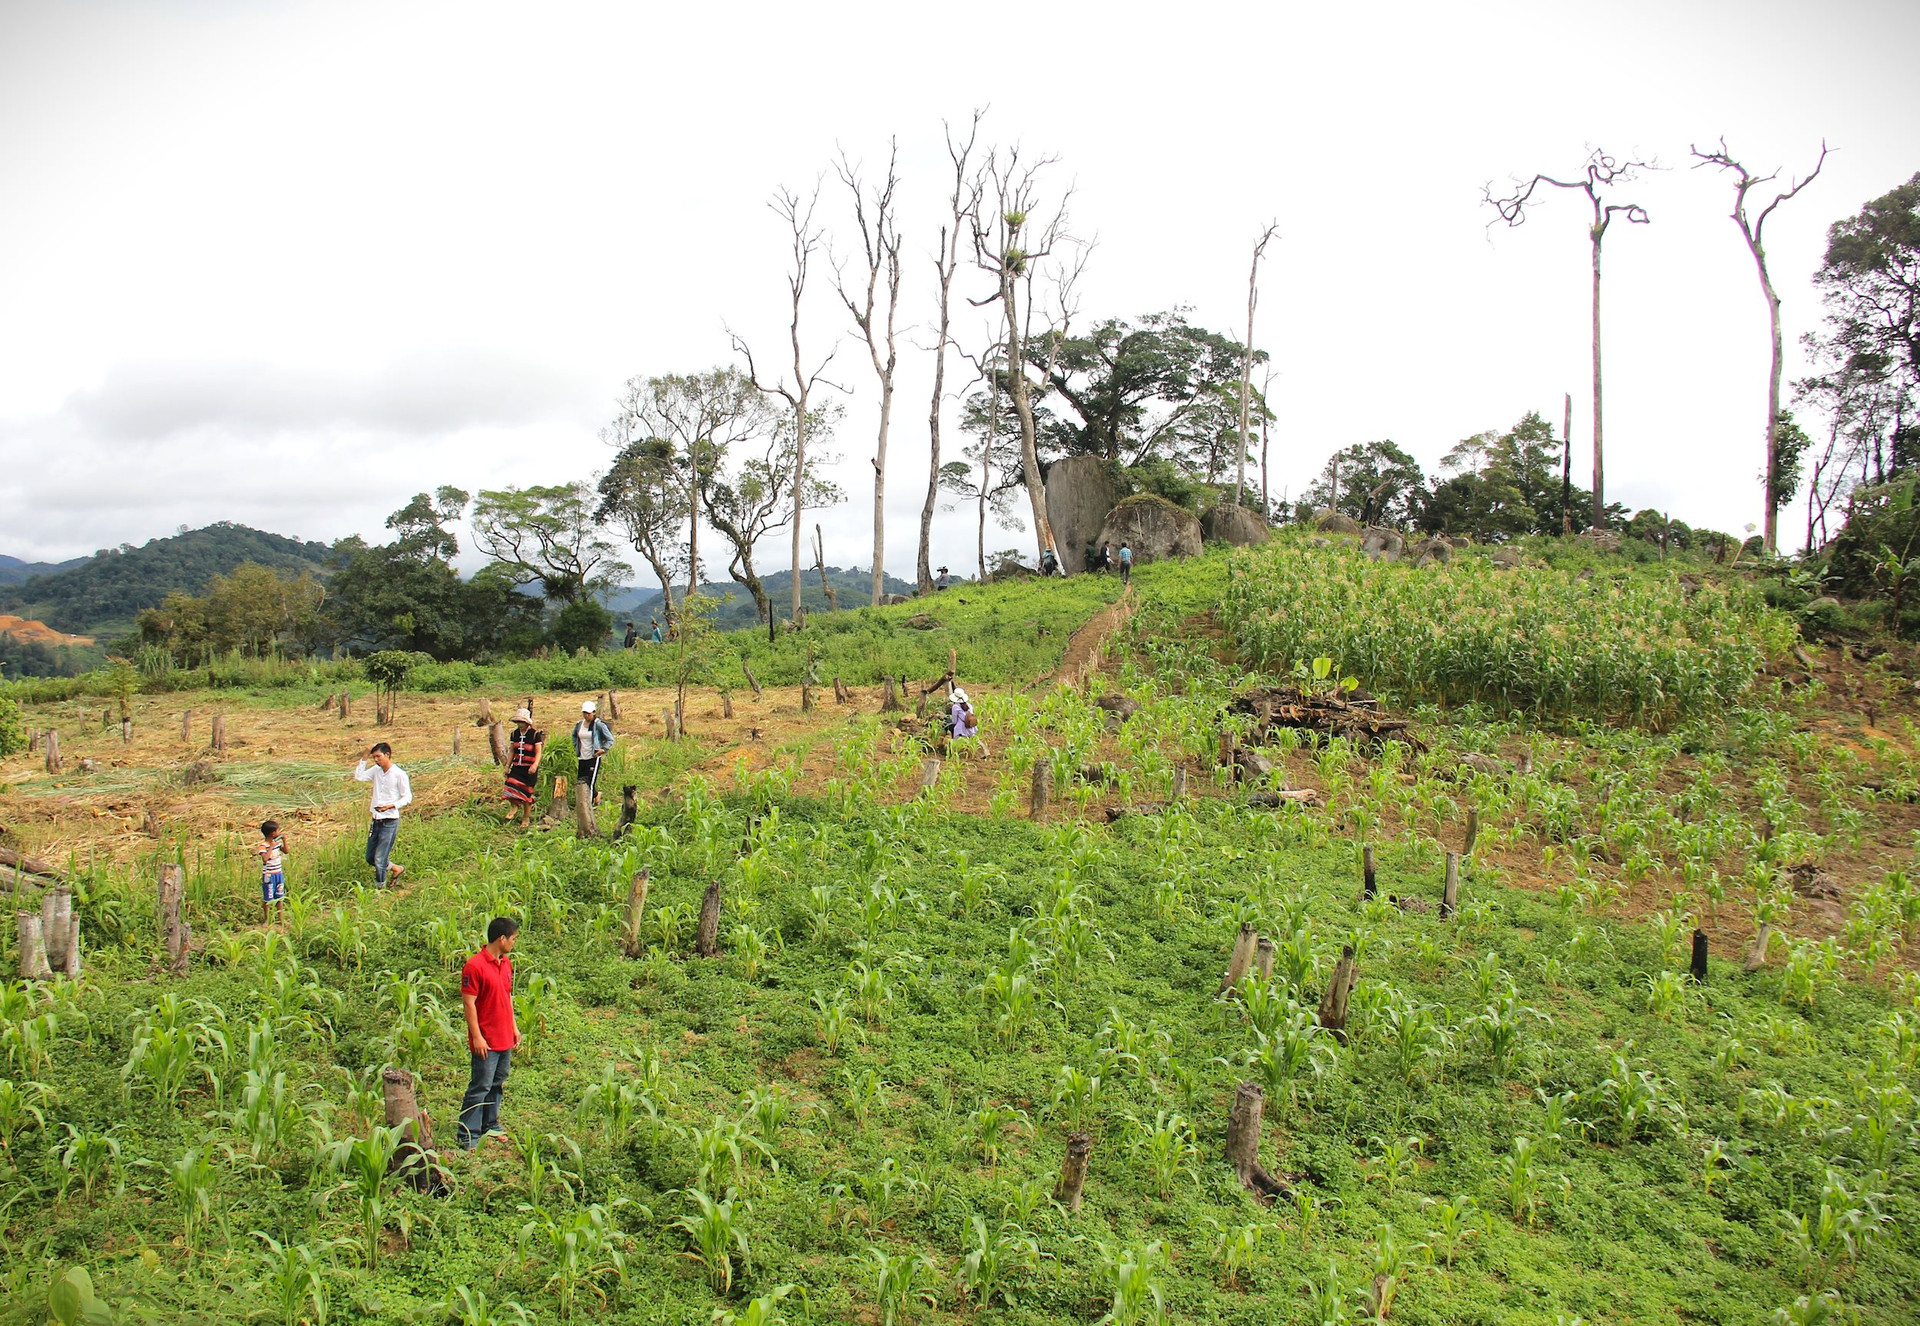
[1034, 586, 1133, 692]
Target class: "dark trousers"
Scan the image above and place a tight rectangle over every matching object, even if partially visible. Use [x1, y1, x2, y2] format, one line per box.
[458, 1049, 511, 1147]
[365, 817, 399, 885]
[578, 755, 602, 803]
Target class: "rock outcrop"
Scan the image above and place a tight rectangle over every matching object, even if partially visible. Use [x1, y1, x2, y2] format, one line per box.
[1361, 527, 1405, 561]
[1044, 455, 1124, 574]
[1315, 509, 1362, 536]
[1200, 504, 1271, 547]
[1095, 495, 1204, 564]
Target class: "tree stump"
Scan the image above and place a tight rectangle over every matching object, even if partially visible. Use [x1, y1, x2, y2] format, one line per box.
[321, 694, 335, 713]
[1172, 764, 1188, 799]
[120, 719, 131, 744]
[1744, 923, 1774, 972]
[914, 688, 928, 720]
[1218, 922, 1258, 994]
[573, 783, 597, 839]
[488, 722, 508, 767]
[1463, 806, 1480, 858]
[27, 729, 38, 754]
[597, 692, 611, 722]
[673, 695, 685, 736]
[17, 911, 51, 980]
[451, 727, 461, 758]
[181, 709, 193, 741]
[741, 661, 762, 699]
[101, 708, 111, 731]
[1224, 1081, 1289, 1203]
[1440, 853, 1460, 919]
[1217, 730, 1234, 772]
[663, 707, 680, 741]
[478, 697, 494, 726]
[720, 691, 734, 719]
[833, 676, 849, 704]
[614, 785, 638, 840]
[1689, 929, 1709, 984]
[1363, 843, 1377, 899]
[40, 885, 71, 973]
[1055, 1131, 1093, 1213]
[383, 1067, 430, 1145]
[1318, 945, 1356, 1043]
[339, 692, 351, 721]
[622, 870, 650, 958]
[542, 777, 569, 827]
[607, 690, 621, 720]
[158, 862, 189, 977]
[43, 730, 61, 774]
[211, 714, 227, 753]
[1030, 759, 1052, 821]
[695, 879, 723, 957]
[919, 758, 942, 796]
[801, 683, 814, 713]
[143, 808, 162, 838]
[881, 676, 902, 712]
[1254, 935, 1276, 983]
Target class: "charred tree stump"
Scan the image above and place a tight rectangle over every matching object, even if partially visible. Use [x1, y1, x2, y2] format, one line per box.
[1218, 922, 1258, 994]
[741, 661, 762, 699]
[607, 690, 621, 720]
[801, 682, 814, 713]
[338, 692, 351, 722]
[1055, 1131, 1093, 1213]
[881, 676, 902, 712]
[1440, 853, 1460, 919]
[1217, 730, 1235, 773]
[159, 862, 189, 977]
[613, 785, 638, 839]
[1463, 806, 1480, 858]
[1318, 944, 1356, 1043]
[1254, 935, 1277, 983]
[1171, 764, 1188, 798]
[478, 697, 494, 726]
[17, 912, 51, 980]
[622, 870, 651, 958]
[1744, 923, 1774, 972]
[43, 730, 61, 774]
[180, 709, 193, 742]
[488, 722, 508, 767]
[1363, 843, 1377, 900]
[1689, 929, 1709, 983]
[832, 676, 849, 704]
[914, 688, 928, 720]
[383, 1068, 429, 1145]
[573, 783, 597, 839]
[695, 879, 723, 957]
[210, 714, 227, 753]
[1030, 759, 1052, 821]
[542, 777, 569, 827]
[720, 691, 734, 719]
[1225, 1081, 1289, 1204]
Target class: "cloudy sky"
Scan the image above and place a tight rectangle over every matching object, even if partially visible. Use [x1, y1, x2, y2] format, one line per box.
[1, 0, 1914, 580]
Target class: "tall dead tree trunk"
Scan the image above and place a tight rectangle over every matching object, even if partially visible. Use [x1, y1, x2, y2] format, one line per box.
[1561, 392, 1573, 534]
[835, 141, 904, 607]
[1485, 151, 1651, 531]
[1692, 139, 1829, 555]
[1224, 1081, 1289, 1203]
[813, 525, 837, 611]
[920, 113, 982, 594]
[1235, 224, 1278, 506]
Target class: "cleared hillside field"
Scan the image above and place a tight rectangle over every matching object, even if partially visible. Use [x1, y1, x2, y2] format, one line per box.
[0, 544, 1916, 1325]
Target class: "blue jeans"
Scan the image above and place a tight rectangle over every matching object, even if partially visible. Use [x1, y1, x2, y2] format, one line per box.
[365, 817, 399, 885]
[458, 1049, 511, 1147]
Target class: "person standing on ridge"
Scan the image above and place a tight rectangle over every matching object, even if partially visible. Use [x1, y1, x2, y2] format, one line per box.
[572, 700, 614, 806]
[352, 742, 411, 887]
[458, 916, 520, 1149]
[622, 621, 638, 649]
[1119, 542, 1133, 585]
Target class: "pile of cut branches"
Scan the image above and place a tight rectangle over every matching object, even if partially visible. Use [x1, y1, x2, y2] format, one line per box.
[1230, 684, 1420, 750]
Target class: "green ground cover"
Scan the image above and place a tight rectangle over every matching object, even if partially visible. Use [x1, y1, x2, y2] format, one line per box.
[2, 547, 1916, 1325]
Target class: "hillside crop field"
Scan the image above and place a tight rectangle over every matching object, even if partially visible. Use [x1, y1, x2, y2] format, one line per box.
[1, 539, 1917, 1325]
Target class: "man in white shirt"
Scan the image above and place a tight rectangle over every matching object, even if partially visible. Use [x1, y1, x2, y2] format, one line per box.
[353, 741, 413, 887]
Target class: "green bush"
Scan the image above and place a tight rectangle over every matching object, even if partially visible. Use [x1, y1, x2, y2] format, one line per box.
[0, 695, 23, 756]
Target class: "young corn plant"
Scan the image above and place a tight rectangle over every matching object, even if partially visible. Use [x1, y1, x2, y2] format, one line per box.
[1499, 1135, 1565, 1226]
[713, 1285, 796, 1326]
[0, 1078, 49, 1163]
[1421, 1193, 1485, 1269]
[249, 1232, 331, 1326]
[811, 993, 862, 1055]
[1126, 1110, 1199, 1199]
[674, 1187, 749, 1295]
[868, 1245, 938, 1326]
[1778, 1169, 1888, 1288]
[517, 1201, 634, 1321]
[964, 1103, 1031, 1170]
[440, 1285, 533, 1326]
[318, 1123, 406, 1269]
[841, 1067, 886, 1129]
[1093, 1240, 1171, 1326]
[1049, 1064, 1104, 1132]
[1204, 1216, 1274, 1290]
[957, 1214, 1041, 1307]
[510, 1128, 584, 1204]
[56, 1124, 119, 1201]
[165, 1147, 220, 1255]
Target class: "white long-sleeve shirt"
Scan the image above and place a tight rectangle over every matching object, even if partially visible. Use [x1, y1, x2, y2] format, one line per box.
[353, 760, 413, 820]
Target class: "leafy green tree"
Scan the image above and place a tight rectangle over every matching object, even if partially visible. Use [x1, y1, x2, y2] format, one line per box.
[1301, 440, 1427, 527]
[698, 406, 843, 624]
[0, 695, 24, 756]
[472, 483, 630, 608]
[552, 599, 613, 654]
[1769, 410, 1813, 520]
[597, 439, 689, 627]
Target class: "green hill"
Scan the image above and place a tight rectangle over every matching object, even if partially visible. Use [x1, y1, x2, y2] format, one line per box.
[0, 522, 332, 637]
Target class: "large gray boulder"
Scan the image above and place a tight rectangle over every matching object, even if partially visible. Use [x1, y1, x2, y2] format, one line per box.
[1095, 495, 1204, 564]
[1316, 509, 1362, 536]
[1361, 527, 1405, 561]
[1044, 455, 1123, 574]
[1200, 504, 1271, 547]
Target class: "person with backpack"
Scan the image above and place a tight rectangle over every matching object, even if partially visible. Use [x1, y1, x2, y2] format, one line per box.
[948, 687, 978, 740]
[571, 700, 614, 806]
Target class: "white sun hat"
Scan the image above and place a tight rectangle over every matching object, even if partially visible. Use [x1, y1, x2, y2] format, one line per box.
[582, 700, 597, 713]
[951, 687, 969, 705]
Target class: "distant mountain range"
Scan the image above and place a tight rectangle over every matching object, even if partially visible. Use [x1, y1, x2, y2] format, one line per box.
[0, 553, 85, 587]
[0, 523, 333, 637]
[610, 566, 925, 630]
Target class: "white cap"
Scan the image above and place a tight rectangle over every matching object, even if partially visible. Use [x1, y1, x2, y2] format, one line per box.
[581, 700, 596, 713]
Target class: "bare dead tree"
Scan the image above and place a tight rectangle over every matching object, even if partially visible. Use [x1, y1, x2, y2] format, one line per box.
[971, 147, 1076, 565]
[1691, 138, 1829, 556]
[733, 182, 840, 623]
[1237, 223, 1279, 507]
[1486, 149, 1654, 530]
[1561, 390, 1573, 534]
[835, 140, 905, 606]
[919, 112, 984, 596]
[1258, 364, 1276, 518]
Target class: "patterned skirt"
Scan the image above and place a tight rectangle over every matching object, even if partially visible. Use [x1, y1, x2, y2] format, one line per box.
[503, 764, 538, 806]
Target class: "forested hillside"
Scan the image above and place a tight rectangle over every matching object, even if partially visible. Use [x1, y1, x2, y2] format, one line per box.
[0, 524, 332, 636]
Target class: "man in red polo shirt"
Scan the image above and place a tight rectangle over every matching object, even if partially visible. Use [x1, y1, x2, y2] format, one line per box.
[457, 916, 520, 1149]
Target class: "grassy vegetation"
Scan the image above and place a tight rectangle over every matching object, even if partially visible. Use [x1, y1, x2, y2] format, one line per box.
[2, 546, 1917, 1325]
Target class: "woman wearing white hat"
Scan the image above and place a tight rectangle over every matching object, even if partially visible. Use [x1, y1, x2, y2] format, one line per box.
[948, 687, 978, 740]
[502, 708, 545, 827]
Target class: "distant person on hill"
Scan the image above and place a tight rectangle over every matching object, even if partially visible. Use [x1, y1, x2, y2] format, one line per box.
[623, 621, 638, 649]
[1119, 542, 1133, 585]
[353, 742, 411, 887]
[1039, 546, 1061, 577]
[253, 819, 288, 925]
[571, 700, 615, 806]
[501, 709, 545, 828]
[649, 616, 664, 644]
[1095, 542, 1113, 573]
[936, 566, 950, 591]
[948, 687, 978, 740]
[458, 916, 519, 1149]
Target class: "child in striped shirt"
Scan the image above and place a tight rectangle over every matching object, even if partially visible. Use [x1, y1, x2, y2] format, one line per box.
[254, 819, 288, 925]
